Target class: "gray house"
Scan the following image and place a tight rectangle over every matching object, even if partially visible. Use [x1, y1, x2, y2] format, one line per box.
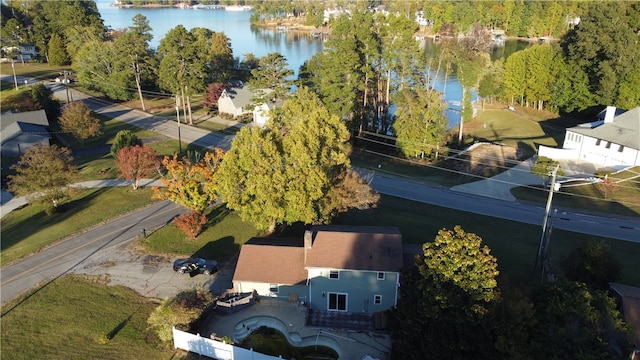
[232, 226, 404, 313]
[1, 109, 51, 157]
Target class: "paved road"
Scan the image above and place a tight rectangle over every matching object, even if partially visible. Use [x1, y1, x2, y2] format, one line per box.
[1, 76, 639, 307]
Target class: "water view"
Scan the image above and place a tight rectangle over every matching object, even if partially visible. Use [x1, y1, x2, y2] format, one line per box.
[96, 1, 529, 128]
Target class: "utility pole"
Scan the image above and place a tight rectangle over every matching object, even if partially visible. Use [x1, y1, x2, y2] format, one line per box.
[175, 95, 182, 154]
[11, 60, 18, 90]
[535, 164, 560, 272]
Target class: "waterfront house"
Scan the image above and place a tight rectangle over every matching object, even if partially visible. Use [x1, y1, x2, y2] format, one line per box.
[232, 226, 404, 313]
[1, 109, 51, 157]
[217, 81, 255, 118]
[538, 106, 640, 169]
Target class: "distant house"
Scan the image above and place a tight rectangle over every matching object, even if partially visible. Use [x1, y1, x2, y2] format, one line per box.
[538, 106, 640, 170]
[1, 43, 37, 61]
[233, 226, 404, 313]
[1, 109, 51, 157]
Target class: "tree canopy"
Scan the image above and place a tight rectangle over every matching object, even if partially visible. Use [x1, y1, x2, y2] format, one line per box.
[116, 145, 160, 190]
[216, 87, 354, 232]
[59, 101, 102, 145]
[8, 144, 78, 211]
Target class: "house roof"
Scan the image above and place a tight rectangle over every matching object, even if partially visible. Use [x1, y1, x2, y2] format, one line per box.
[232, 237, 308, 285]
[220, 85, 255, 110]
[610, 283, 640, 347]
[0, 121, 50, 144]
[305, 225, 404, 272]
[568, 107, 640, 150]
[1, 109, 49, 131]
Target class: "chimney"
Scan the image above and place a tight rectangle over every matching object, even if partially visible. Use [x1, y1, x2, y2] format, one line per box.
[604, 106, 617, 123]
[304, 230, 313, 264]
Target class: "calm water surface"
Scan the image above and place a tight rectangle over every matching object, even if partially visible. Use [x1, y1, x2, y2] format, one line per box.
[97, 0, 528, 127]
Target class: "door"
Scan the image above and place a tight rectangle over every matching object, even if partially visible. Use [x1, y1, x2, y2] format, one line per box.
[328, 292, 347, 311]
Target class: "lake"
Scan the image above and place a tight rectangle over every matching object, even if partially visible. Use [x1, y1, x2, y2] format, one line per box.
[96, 0, 528, 128]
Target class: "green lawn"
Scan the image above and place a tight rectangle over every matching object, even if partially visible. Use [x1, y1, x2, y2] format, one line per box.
[0, 275, 176, 360]
[140, 204, 261, 261]
[0, 187, 159, 264]
[338, 195, 640, 287]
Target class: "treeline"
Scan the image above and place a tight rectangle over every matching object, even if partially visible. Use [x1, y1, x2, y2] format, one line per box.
[2, 1, 638, 161]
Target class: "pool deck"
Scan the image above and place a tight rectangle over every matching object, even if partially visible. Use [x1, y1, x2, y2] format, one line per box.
[200, 298, 391, 360]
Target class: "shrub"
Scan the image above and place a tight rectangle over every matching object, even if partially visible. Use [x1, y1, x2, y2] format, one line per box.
[147, 288, 214, 343]
[173, 211, 207, 240]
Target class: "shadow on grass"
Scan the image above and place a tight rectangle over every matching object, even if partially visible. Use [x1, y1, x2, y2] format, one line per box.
[192, 236, 239, 261]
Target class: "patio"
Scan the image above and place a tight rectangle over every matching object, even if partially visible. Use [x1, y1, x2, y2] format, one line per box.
[199, 298, 391, 360]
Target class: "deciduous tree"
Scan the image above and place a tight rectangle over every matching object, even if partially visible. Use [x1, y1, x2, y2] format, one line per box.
[530, 156, 564, 187]
[217, 87, 369, 232]
[387, 226, 501, 359]
[561, 241, 621, 290]
[59, 101, 102, 145]
[8, 144, 78, 211]
[116, 145, 160, 190]
[153, 149, 224, 213]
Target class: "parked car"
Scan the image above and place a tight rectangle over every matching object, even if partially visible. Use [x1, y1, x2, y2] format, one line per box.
[173, 258, 218, 275]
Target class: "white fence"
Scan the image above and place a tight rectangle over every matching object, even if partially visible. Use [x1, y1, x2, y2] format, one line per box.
[172, 327, 284, 360]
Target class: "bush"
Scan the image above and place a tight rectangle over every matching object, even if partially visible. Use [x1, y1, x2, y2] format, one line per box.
[147, 288, 214, 343]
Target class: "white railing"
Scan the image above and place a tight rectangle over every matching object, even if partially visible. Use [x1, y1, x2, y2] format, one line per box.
[172, 327, 284, 360]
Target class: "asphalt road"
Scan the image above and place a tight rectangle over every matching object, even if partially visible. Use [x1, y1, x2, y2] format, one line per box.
[1, 76, 638, 307]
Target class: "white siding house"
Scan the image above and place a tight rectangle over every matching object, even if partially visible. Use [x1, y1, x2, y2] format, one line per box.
[538, 106, 640, 170]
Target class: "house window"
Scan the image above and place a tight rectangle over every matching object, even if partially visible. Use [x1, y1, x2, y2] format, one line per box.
[618, 145, 624, 152]
[595, 139, 601, 146]
[328, 293, 347, 311]
[329, 270, 339, 279]
[269, 284, 279, 294]
[606, 142, 612, 149]
[377, 272, 385, 280]
[374, 295, 382, 305]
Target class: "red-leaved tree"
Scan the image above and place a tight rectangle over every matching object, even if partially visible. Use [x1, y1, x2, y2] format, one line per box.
[173, 211, 208, 240]
[116, 145, 161, 190]
[202, 82, 229, 111]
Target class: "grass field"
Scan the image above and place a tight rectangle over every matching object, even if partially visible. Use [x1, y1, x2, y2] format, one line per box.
[0, 187, 158, 264]
[140, 204, 261, 261]
[0, 275, 178, 360]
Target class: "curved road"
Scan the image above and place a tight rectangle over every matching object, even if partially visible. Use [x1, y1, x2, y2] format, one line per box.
[1, 76, 639, 306]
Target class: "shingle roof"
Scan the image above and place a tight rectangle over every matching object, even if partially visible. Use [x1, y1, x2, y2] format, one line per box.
[569, 107, 640, 150]
[305, 225, 404, 272]
[1, 109, 49, 131]
[232, 238, 307, 285]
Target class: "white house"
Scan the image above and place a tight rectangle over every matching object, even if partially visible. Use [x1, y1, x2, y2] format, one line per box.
[538, 106, 640, 170]
[252, 99, 282, 127]
[1, 43, 37, 61]
[217, 82, 255, 117]
[232, 226, 404, 314]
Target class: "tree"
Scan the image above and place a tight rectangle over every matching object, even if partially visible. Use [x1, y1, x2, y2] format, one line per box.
[392, 86, 448, 160]
[531, 156, 564, 187]
[59, 101, 102, 146]
[217, 87, 361, 232]
[115, 145, 160, 190]
[157, 25, 209, 95]
[47, 33, 68, 66]
[153, 150, 224, 213]
[529, 280, 632, 359]
[110, 130, 143, 159]
[561, 241, 621, 290]
[202, 82, 228, 111]
[8, 144, 78, 211]
[386, 226, 501, 359]
[147, 288, 213, 343]
[561, 1, 640, 107]
[249, 52, 294, 103]
[209, 32, 234, 83]
[30, 83, 60, 121]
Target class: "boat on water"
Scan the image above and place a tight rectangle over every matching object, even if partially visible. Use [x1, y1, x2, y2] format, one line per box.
[225, 5, 252, 11]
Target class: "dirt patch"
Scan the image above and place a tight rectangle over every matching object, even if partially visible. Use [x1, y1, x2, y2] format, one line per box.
[447, 143, 523, 178]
